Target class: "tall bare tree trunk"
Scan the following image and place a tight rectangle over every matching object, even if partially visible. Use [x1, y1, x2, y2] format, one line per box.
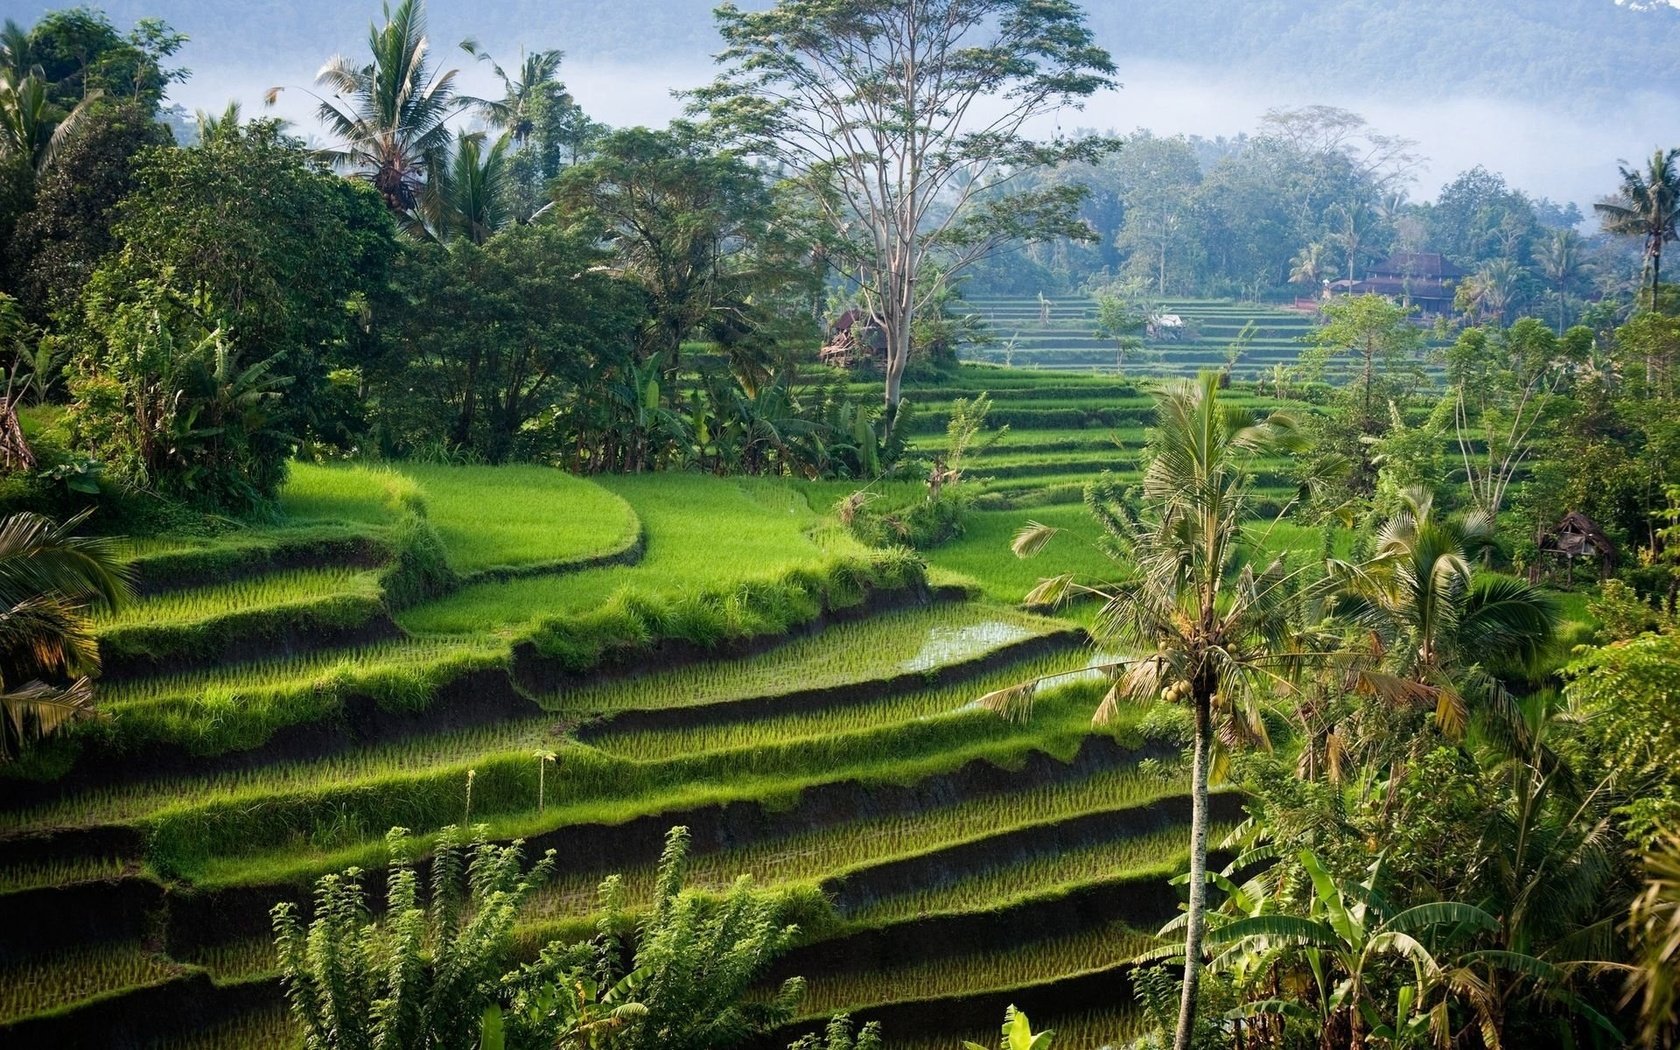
[1173, 693, 1214, 1050]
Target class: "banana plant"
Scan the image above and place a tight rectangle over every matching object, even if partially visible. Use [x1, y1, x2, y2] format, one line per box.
[964, 1005, 1053, 1050]
[1205, 850, 1499, 1049]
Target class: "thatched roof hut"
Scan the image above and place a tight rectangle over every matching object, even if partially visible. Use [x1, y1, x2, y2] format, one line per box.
[1532, 511, 1616, 584]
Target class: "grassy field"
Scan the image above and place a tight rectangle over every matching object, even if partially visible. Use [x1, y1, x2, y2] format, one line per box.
[394, 462, 640, 575]
[400, 474, 867, 635]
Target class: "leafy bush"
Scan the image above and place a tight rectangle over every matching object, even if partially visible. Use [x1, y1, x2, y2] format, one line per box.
[840, 489, 971, 550]
[273, 825, 807, 1050]
[273, 826, 556, 1050]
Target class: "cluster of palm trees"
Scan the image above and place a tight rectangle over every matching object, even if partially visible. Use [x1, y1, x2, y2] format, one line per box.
[1004, 373, 1646, 1048]
[273, 0, 584, 244]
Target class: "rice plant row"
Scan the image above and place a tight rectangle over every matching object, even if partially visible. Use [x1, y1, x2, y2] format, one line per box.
[5, 624, 1078, 838]
[793, 920, 1160, 1018]
[588, 648, 1097, 762]
[93, 567, 382, 630]
[0, 941, 185, 1025]
[191, 765, 1192, 983]
[519, 756, 1185, 925]
[147, 1003, 296, 1050]
[550, 603, 1071, 714]
[153, 684, 1120, 887]
[851, 821, 1236, 926]
[0, 855, 132, 896]
[99, 637, 506, 709]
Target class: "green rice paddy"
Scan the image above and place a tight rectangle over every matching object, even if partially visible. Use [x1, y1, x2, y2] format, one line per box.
[3, 356, 1308, 1045]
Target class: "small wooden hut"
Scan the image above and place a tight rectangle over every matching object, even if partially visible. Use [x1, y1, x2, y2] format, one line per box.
[818, 309, 888, 369]
[1531, 511, 1616, 585]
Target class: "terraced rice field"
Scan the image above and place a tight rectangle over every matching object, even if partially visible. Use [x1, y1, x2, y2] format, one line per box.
[1, 378, 1270, 1047]
[962, 295, 1322, 379]
[958, 294, 1447, 387]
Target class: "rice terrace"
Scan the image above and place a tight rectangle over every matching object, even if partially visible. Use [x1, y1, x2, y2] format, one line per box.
[1, 1, 1678, 1049]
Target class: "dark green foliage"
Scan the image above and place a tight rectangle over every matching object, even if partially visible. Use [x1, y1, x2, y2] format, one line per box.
[68, 281, 298, 512]
[7, 100, 171, 323]
[370, 224, 640, 464]
[788, 1014, 882, 1050]
[23, 8, 186, 110]
[842, 491, 970, 551]
[80, 119, 396, 468]
[273, 825, 806, 1050]
[555, 122, 819, 373]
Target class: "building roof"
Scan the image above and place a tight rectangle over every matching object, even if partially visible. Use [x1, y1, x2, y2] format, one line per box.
[1328, 276, 1455, 301]
[1366, 252, 1467, 280]
[1538, 511, 1617, 558]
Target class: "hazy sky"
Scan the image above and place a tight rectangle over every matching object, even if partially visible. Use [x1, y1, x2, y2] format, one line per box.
[178, 52, 1667, 213]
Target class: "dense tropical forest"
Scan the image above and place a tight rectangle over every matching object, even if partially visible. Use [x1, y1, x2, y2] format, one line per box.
[1, 2, 1678, 1049]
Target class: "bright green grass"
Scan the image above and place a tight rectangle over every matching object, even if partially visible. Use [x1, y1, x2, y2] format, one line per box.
[100, 637, 505, 709]
[395, 463, 639, 575]
[399, 475, 867, 635]
[549, 602, 1069, 713]
[280, 461, 417, 525]
[92, 567, 381, 630]
[795, 920, 1159, 1018]
[923, 506, 1122, 606]
[0, 941, 185, 1024]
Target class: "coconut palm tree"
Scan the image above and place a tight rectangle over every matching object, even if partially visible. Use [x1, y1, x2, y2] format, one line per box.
[1626, 830, 1680, 1049]
[1329, 201, 1371, 283]
[289, 0, 462, 221]
[1, 509, 130, 761]
[0, 19, 34, 83]
[1000, 372, 1312, 1050]
[1537, 228, 1587, 333]
[0, 70, 98, 174]
[1289, 242, 1329, 293]
[1456, 258, 1526, 325]
[428, 129, 510, 245]
[1326, 487, 1557, 746]
[460, 42, 563, 147]
[1594, 147, 1680, 308]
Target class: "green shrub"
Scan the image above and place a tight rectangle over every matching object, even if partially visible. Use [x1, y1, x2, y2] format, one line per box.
[841, 491, 971, 550]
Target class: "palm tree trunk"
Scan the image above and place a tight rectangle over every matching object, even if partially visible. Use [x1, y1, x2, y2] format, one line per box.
[1173, 693, 1214, 1050]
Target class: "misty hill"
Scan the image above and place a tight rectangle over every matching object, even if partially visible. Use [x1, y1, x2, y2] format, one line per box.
[9, 0, 1678, 113]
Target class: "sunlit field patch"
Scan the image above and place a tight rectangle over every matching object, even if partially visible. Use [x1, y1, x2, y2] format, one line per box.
[395, 463, 639, 575]
[399, 474, 868, 634]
